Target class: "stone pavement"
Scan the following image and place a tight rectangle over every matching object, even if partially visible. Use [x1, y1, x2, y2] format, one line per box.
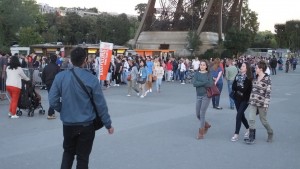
[0, 69, 299, 169]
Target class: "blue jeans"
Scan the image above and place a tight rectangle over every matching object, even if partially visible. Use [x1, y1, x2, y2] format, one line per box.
[227, 80, 235, 108]
[212, 83, 223, 107]
[179, 71, 185, 83]
[155, 78, 162, 92]
[196, 95, 211, 128]
[122, 70, 128, 84]
[61, 124, 95, 169]
[173, 69, 179, 81]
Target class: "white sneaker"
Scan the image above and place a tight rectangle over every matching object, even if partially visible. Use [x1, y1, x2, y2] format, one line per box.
[181, 82, 185, 84]
[231, 134, 239, 142]
[149, 89, 152, 92]
[140, 95, 144, 98]
[127, 94, 131, 96]
[8, 113, 12, 117]
[11, 115, 19, 119]
[117, 84, 120, 86]
[244, 130, 250, 138]
[113, 84, 117, 86]
[137, 93, 140, 96]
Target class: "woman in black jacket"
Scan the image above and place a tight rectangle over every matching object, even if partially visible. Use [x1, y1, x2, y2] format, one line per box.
[230, 62, 253, 142]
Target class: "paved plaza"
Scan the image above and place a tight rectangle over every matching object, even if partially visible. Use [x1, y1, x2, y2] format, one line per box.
[0, 69, 300, 169]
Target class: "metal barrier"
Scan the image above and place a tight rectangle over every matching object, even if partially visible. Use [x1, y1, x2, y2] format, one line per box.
[0, 75, 10, 102]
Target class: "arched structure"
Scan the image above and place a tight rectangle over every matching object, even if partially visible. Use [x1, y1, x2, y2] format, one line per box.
[131, 0, 244, 56]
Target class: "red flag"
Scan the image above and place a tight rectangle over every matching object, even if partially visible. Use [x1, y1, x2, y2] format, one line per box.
[99, 42, 113, 80]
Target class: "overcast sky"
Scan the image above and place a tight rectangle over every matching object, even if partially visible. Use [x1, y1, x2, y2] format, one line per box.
[36, 0, 300, 32]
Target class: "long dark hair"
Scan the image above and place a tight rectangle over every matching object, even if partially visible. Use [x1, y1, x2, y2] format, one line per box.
[199, 60, 210, 73]
[8, 56, 21, 70]
[244, 62, 253, 81]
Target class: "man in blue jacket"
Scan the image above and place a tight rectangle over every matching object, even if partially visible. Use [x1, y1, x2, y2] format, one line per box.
[49, 47, 114, 169]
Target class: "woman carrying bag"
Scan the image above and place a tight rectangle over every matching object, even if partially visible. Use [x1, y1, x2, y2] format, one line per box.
[193, 60, 213, 139]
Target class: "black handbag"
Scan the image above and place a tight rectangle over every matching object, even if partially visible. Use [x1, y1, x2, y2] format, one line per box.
[70, 69, 104, 131]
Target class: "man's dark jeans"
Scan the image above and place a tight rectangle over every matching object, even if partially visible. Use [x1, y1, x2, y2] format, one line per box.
[61, 124, 95, 169]
[46, 85, 55, 116]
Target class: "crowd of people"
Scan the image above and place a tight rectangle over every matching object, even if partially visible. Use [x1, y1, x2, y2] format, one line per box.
[0, 49, 299, 168]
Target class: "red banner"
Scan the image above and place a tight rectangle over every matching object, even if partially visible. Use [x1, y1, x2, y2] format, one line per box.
[99, 42, 113, 80]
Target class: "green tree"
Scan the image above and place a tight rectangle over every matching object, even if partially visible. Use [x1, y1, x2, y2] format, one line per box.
[61, 12, 83, 44]
[285, 20, 300, 52]
[224, 28, 251, 56]
[42, 26, 59, 43]
[135, 3, 147, 21]
[87, 7, 98, 13]
[128, 16, 139, 39]
[95, 13, 131, 45]
[18, 27, 43, 46]
[0, 0, 40, 47]
[274, 24, 288, 48]
[241, 0, 259, 43]
[251, 31, 278, 48]
[186, 30, 201, 55]
[114, 14, 131, 45]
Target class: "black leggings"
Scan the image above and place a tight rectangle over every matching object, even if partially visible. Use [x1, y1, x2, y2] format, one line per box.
[234, 100, 249, 134]
[114, 72, 121, 84]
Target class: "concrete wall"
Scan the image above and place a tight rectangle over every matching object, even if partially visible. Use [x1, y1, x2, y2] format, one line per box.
[135, 31, 222, 57]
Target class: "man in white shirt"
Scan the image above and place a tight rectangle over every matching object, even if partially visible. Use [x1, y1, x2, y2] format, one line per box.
[122, 58, 129, 84]
[192, 57, 200, 71]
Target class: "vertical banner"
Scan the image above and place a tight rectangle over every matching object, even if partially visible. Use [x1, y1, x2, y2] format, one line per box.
[99, 42, 113, 80]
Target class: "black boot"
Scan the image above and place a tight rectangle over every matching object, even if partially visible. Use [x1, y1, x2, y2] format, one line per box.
[245, 129, 255, 144]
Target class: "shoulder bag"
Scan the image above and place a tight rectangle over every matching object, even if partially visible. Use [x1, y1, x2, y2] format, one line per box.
[207, 84, 220, 98]
[206, 73, 220, 98]
[70, 69, 103, 131]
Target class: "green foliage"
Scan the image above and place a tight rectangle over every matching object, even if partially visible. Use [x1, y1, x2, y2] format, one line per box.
[128, 16, 139, 39]
[274, 20, 300, 51]
[18, 27, 44, 46]
[274, 24, 288, 48]
[286, 20, 300, 52]
[251, 31, 278, 48]
[0, 0, 40, 47]
[186, 30, 201, 53]
[0, 1, 138, 49]
[241, 0, 259, 43]
[135, 3, 147, 21]
[87, 7, 98, 13]
[0, 46, 10, 53]
[221, 49, 234, 59]
[199, 49, 220, 60]
[224, 28, 251, 56]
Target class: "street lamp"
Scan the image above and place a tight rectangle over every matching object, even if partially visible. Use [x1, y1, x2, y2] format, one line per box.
[295, 24, 299, 56]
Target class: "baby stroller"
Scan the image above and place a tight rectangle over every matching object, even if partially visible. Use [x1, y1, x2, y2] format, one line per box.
[16, 80, 45, 117]
[185, 69, 195, 83]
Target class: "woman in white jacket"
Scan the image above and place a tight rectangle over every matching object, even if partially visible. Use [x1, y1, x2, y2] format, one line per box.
[6, 56, 30, 118]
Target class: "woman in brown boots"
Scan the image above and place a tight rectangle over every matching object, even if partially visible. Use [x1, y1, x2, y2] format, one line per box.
[193, 60, 214, 139]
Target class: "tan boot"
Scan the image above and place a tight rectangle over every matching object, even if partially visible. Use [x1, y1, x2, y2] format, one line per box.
[204, 121, 211, 134]
[197, 128, 205, 139]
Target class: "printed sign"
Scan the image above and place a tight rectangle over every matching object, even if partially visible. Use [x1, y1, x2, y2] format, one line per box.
[99, 42, 113, 80]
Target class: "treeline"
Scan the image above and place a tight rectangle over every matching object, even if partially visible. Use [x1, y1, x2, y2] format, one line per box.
[0, 0, 139, 52]
[275, 20, 300, 52]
